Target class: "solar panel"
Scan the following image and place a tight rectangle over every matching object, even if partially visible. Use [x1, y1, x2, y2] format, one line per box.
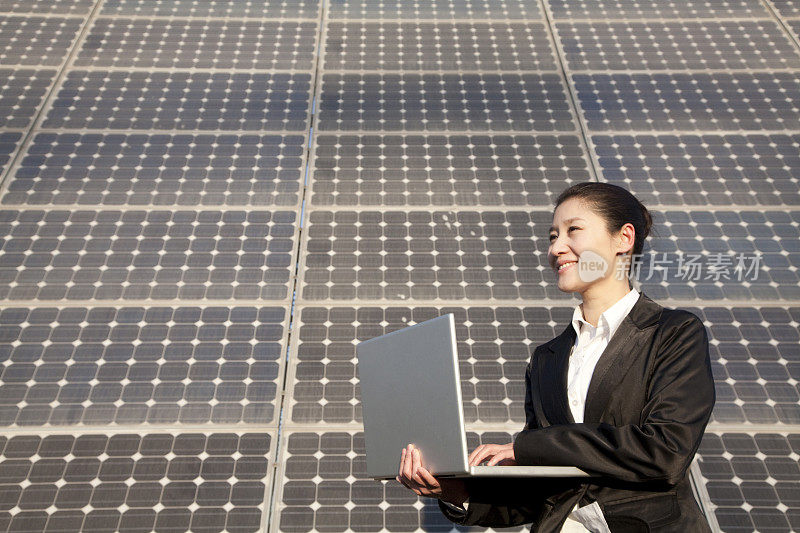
[592, 134, 800, 207]
[310, 134, 591, 207]
[555, 21, 800, 71]
[696, 432, 800, 532]
[574, 73, 800, 131]
[699, 306, 800, 425]
[3, 133, 306, 207]
[300, 210, 568, 301]
[327, 0, 542, 20]
[765, 0, 800, 17]
[299, 208, 800, 302]
[318, 73, 576, 132]
[274, 430, 528, 533]
[0, 16, 82, 66]
[0, 306, 287, 426]
[0, 68, 55, 129]
[545, 0, 769, 19]
[43, 72, 312, 131]
[287, 305, 558, 425]
[101, 0, 320, 19]
[0, 431, 274, 533]
[1, 0, 798, 530]
[285, 304, 800, 426]
[76, 19, 319, 71]
[0, 210, 298, 301]
[324, 22, 558, 71]
[0, 0, 95, 15]
[0, 131, 21, 182]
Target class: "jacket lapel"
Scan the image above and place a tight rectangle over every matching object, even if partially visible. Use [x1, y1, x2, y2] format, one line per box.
[582, 292, 663, 423]
[539, 324, 576, 425]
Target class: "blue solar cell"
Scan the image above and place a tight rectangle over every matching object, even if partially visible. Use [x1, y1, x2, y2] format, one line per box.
[546, 0, 768, 18]
[0, 210, 297, 301]
[556, 21, 800, 71]
[325, 22, 556, 71]
[0, 69, 55, 128]
[0, 16, 82, 66]
[101, 0, 319, 17]
[318, 73, 575, 132]
[311, 134, 589, 207]
[594, 134, 800, 205]
[698, 432, 800, 532]
[4, 133, 304, 207]
[77, 19, 317, 70]
[0, 0, 95, 13]
[0, 432, 272, 530]
[44, 72, 311, 131]
[328, 0, 540, 19]
[576, 73, 800, 131]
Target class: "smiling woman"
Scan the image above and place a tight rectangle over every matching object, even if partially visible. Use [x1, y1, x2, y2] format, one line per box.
[396, 182, 715, 533]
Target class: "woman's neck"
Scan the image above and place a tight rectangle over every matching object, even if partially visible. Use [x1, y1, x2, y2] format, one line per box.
[579, 282, 633, 327]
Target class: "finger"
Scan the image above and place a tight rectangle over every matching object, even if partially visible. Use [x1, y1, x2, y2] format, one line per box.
[413, 450, 431, 486]
[397, 475, 413, 491]
[398, 474, 421, 493]
[398, 447, 406, 479]
[468, 446, 487, 466]
[401, 476, 422, 495]
[417, 467, 440, 490]
[470, 444, 498, 465]
[486, 449, 510, 466]
[470, 446, 496, 466]
[402, 445, 413, 481]
[411, 448, 423, 483]
[398, 448, 406, 481]
[467, 445, 484, 465]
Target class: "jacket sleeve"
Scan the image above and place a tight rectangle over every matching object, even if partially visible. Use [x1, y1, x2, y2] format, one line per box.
[436, 365, 565, 528]
[437, 477, 568, 528]
[437, 497, 548, 528]
[513, 313, 715, 486]
[523, 360, 537, 430]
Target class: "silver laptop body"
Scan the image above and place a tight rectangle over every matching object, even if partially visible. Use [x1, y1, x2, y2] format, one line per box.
[356, 313, 588, 480]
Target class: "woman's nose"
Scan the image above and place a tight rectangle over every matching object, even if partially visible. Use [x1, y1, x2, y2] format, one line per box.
[549, 235, 569, 255]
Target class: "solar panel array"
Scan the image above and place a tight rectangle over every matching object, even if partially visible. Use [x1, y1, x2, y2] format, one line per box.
[0, 0, 798, 532]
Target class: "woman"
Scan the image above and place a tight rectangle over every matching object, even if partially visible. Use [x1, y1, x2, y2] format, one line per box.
[396, 182, 715, 532]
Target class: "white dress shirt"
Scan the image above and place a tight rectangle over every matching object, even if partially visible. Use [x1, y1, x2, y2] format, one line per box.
[562, 287, 640, 532]
[567, 288, 641, 424]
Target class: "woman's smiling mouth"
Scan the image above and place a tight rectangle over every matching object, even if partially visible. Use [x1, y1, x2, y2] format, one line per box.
[557, 261, 577, 273]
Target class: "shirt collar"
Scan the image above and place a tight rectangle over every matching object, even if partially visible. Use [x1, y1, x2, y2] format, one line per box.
[571, 288, 640, 340]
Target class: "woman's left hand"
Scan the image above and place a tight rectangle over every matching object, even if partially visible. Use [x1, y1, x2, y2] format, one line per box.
[468, 443, 517, 466]
[396, 445, 468, 505]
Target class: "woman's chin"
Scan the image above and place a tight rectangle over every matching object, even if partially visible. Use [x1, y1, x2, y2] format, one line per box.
[556, 279, 580, 294]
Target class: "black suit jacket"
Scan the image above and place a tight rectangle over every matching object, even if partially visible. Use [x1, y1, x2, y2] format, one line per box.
[439, 292, 715, 532]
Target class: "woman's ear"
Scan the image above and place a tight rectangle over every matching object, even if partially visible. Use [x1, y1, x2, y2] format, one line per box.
[616, 223, 636, 255]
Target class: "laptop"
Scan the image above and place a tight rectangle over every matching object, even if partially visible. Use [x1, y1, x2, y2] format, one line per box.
[355, 313, 588, 480]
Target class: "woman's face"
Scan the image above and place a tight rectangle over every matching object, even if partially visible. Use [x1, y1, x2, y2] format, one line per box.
[548, 197, 633, 294]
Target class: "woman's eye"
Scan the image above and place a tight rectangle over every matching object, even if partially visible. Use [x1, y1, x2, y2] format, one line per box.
[550, 227, 580, 241]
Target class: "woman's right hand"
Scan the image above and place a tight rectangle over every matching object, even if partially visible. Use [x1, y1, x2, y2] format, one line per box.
[468, 442, 517, 466]
[396, 444, 469, 506]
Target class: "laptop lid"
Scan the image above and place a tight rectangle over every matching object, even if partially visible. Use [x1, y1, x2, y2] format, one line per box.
[356, 313, 470, 479]
[356, 314, 590, 480]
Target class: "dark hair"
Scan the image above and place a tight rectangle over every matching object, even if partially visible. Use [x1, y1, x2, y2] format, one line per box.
[555, 182, 655, 264]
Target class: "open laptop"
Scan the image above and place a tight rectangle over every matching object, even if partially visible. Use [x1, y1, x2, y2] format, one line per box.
[355, 313, 588, 480]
